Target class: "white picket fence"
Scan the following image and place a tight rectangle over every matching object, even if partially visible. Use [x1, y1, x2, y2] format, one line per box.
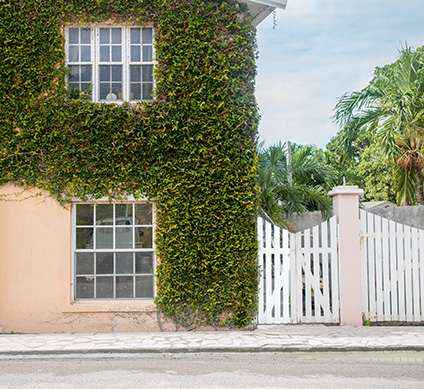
[257, 216, 340, 324]
[360, 210, 424, 322]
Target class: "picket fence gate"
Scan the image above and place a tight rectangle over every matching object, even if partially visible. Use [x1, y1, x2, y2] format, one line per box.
[257, 216, 340, 324]
[360, 210, 424, 322]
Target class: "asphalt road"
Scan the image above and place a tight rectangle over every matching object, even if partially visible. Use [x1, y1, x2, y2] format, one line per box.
[0, 351, 423, 388]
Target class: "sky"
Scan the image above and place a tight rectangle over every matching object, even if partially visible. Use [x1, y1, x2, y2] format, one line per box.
[255, 0, 424, 149]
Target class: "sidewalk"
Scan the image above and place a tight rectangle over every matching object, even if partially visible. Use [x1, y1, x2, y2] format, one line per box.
[1, 325, 424, 355]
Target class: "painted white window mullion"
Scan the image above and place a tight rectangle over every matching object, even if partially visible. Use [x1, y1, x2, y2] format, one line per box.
[71, 202, 76, 301]
[152, 29, 156, 97]
[112, 203, 116, 250]
[123, 27, 129, 102]
[92, 204, 96, 298]
[152, 201, 157, 297]
[92, 27, 98, 102]
[65, 28, 69, 62]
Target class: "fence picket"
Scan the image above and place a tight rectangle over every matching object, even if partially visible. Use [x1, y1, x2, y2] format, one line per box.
[264, 220, 273, 323]
[404, 226, 413, 322]
[389, 220, 398, 318]
[273, 224, 282, 321]
[419, 229, 424, 320]
[281, 228, 290, 320]
[303, 228, 312, 321]
[321, 220, 331, 321]
[257, 217, 265, 322]
[367, 212, 377, 321]
[411, 227, 420, 321]
[382, 217, 391, 320]
[330, 217, 339, 322]
[397, 222, 406, 321]
[373, 215, 384, 321]
[360, 210, 369, 319]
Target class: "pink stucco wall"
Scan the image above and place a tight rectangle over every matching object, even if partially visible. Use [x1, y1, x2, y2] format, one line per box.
[0, 185, 173, 333]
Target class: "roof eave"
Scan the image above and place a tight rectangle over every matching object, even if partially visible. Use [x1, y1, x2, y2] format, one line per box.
[238, 0, 288, 26]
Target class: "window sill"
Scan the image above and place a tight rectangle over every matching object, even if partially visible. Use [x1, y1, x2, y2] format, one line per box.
[62, 301, 157, 313]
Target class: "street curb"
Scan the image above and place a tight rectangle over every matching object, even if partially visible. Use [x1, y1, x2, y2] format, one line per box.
[2, 345, 424, 356]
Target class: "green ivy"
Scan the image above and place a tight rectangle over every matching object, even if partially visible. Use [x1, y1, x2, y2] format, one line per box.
[0, 0, 259, 329]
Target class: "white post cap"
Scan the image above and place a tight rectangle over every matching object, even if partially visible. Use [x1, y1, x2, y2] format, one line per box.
[328, 185, 364, 197]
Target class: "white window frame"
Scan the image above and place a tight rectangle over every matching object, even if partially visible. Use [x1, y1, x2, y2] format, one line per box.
[72, 201, 156, 301]
[65, 26, 155, 102]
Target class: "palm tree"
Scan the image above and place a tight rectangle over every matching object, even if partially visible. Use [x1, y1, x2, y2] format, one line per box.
[333, 46, 424, 205]
[257, 142, 337, 226]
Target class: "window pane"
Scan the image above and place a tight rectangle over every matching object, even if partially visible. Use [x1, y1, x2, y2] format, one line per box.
[76, 253, 94, 274]
[96, 276, 114, 298]
[131, 28, 140, 44]
[116, 204, 132, 225]
[131, 46, 140, 62]
[80, 45, 91, 62]
[69, 46, 79, 62]
[68, 65, 80, 82]
[96, 252, 113, 274]
[136, 276, 154, 298]
[111, 28, 122, 44]
[131, 84, 141, 100]
[96, 204, 113, 225]
[80, 83, 91, 95]
[99, 65, 110, 81]
[96, 227, 113, 249]
[80, 65, 92, 81]
[142, 83, 153, 100]
[81, 28, 91, 44]
[135, 227, 153, 248]
[100, 46, 109, 62]
[142, 46, 153, 62]
[116, 252, 133, 274]
[142, 28, 153, 44]
[142, 65, 153, 82]
[69, 28, 79, 44]
[76, 228, 93, 249]
[69, 84, 80, 98]
[76, 204, 93, 225]
[135, 203, 152, 225]
[76, 204, 94, 226]
[130, 65, 141, 82]
[112, 83, 122, 99]
[76, 276, 94, 299]
[135, 252, 153, 274]
[116, 227, 133, 249]
[116, 276, 133, 298]
[111, 46, 121, 62]
[100, 28, 109, 44]
[111, 65, 122, 81]
[100, 83, 109, 100]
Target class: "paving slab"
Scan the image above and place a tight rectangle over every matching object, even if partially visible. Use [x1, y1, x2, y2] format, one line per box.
[0, 325, 424, 355]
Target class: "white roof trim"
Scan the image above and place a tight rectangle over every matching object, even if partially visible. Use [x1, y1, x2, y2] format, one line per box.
[238, 0, 288, 26]
[245, 0, 287, 9]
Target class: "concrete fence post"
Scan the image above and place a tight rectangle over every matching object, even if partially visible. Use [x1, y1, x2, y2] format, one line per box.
[329, 185, 364, 326]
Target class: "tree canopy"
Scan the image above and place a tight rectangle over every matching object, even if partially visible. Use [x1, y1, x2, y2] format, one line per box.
[257, 142, 337, 226]
[333, 46, 424, 205]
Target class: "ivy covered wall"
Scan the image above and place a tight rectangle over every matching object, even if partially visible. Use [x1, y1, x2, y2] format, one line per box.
[0, 0, 259, 328]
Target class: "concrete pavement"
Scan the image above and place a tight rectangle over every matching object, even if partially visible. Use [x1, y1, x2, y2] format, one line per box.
[1, 325, 424, 354]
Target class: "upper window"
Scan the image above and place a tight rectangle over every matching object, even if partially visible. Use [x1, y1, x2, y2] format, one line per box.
[73, 202, 155, 300]
[66, 26, 154, 102]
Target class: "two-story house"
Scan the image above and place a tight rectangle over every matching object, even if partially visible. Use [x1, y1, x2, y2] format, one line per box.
[0, 0, 287, 333]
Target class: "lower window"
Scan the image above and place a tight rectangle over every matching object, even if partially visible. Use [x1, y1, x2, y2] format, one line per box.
[73, 202, 155, 300]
